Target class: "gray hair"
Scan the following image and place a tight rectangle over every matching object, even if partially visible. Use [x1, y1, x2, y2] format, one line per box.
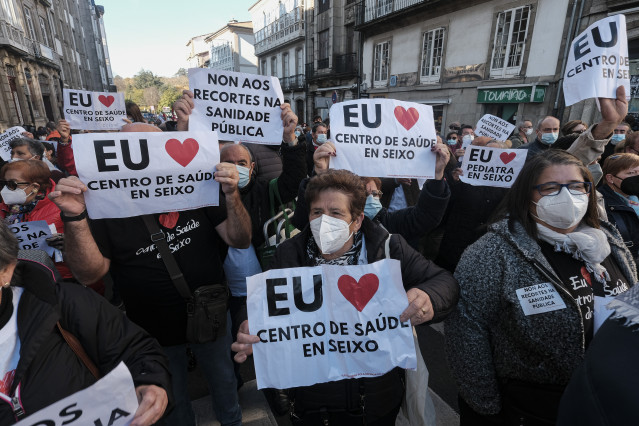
[9, 137, 45, 159]
[536, 116, 559, 130]
[0, 221, 18, 271]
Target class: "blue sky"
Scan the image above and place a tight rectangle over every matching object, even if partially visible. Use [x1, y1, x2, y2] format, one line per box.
[102, 0, 257, 78]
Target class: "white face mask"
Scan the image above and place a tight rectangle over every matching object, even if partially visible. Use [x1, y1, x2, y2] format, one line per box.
[462, 134, 474, 143]
[532, 187, 589, 229]
[525, 128, 534, 136]
[310, 214, 353, 255]
[1, 186, 29, 205]
[9, 155, 35, 163]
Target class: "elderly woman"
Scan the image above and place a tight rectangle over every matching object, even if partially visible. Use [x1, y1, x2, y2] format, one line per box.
[446, 149, 636, 425]
[0, 160, 71, 279]
[233, 169, 458, 425]
[599, 153, 639, 261]
[0, 221, 170, 425]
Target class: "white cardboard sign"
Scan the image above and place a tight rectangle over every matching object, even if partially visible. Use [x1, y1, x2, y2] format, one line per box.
[459, 145, 528, 188]
[563, 15, 631, 106]
[0, 126, 26, 161]
[8, 220, 54, 256]
[74, 131, 220, 219]
[515, 283, 567, 316]
[63, 89, 127, 131]
[329, 99, 437, 179]
[475, 114, 516, 141]
[16, 362, 138, 426]
[247, 259, 417, 390]
[188, 68, 284, 144]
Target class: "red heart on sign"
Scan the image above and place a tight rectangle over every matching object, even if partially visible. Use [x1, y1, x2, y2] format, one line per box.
[394, 106, 420, 131]
[165, 138, 199, 167]
[159, 212, 179, 229]
[580, 266, 592, 287]
[500, 152, 516, 164]
[98, 95, 115, 108]
[337, 273, 379, 312]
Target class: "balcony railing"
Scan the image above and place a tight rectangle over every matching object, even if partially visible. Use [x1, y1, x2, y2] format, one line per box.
[281, 74, 305, 90]
[306, 54, 358, 82]
[254, 7, 304, 55]
[0, 19, 31, 54]
[209, 42, 234, 71]
[355, 0, 426, 26]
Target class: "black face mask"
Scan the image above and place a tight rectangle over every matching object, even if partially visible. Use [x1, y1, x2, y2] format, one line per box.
[620, 175, 639, 196]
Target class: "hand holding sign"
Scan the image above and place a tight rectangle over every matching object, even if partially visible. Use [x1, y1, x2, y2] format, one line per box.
[402, 287, 433, 325]
[432, 142, 450, 180]
[131, 384, 169, 426]
[48, 176, 88, 216]
[313, 141, 336, 174]
[174, 90, 195, 132]
[594, 85, 629, 139]
[214, 162, 240, 194]
[57, 119, 71, 143]
[281, 103, 298, 144]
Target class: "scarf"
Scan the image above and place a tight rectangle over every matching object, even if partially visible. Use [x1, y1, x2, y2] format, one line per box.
[3, 202, 38, 224]
[306, 231, 363, 266]
[536, 223, 611, 284]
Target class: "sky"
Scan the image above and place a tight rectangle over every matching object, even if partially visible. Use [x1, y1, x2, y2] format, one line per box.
[102, 0, 258, 78]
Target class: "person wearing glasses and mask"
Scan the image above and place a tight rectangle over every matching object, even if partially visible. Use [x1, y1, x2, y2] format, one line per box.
[446, 149, 636, 425]
[599, 153, 639, 264]
[0, 160, 72, 280]
[233, 169, 458, 425]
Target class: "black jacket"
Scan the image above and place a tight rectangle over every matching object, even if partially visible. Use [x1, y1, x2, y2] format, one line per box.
[270, 219, 458, 421]
[599, 184, 639, 259]
[435, 177, 507, 272]
[0, 259, 171, 424]
[244, 143, 283, 182]
[240, 141, 307, 248]
[273, 218, 459, 323]
[292, 178, 451, 250]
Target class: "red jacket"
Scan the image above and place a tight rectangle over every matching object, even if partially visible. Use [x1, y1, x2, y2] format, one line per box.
[47, 132, 77, 176]
[0, 180, 72, 279]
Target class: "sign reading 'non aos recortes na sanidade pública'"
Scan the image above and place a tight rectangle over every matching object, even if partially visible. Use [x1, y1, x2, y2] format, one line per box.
[0, 125, 25, 161]
[188, 68, 284, 144]
[73, 131, 221, 219]
[329, 99, 437, 179]
[247, 259, 416, 390]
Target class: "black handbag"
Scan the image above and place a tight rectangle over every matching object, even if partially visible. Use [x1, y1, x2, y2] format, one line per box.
[142, 215, 228, 344]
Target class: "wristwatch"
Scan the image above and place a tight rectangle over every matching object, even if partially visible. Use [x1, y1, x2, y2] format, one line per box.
[60, 209, 88, 222]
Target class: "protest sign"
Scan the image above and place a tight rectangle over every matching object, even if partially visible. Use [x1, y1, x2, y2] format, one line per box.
[329, 99, 437, 179]
[475, 114, 516, 141]
[16, 362, 138, 426]
[460, 145, 528, 188]
[188, 68, 284, 144]
[564, 15, 631, 106]
[74, 131, 220, 219]
[8, 220, 54, 256]
[247, 259, 417, 390]
[63, 88, 127, 131]
[0, 126, 26, 161]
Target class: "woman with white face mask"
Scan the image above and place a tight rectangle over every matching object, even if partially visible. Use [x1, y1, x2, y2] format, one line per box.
[446, 150, 637, 425]
[0, 161, 72, 280]
[232, 169, 459, 425]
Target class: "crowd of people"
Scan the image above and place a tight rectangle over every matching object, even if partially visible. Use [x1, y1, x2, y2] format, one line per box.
[0, 83, 637, 426]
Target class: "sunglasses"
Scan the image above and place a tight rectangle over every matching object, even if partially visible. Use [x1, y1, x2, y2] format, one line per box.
[0, 179, 30, 190]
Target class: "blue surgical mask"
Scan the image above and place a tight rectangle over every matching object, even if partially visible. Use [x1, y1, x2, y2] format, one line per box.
[540, 132, 558, 145]
[611, 134, 625, 144]
[236, 165, 251, 189]
[364, 194, 383, 219]
[316, 134, 327, 144]
[295, 130, 302, 137]
[447, 139, 457, 146]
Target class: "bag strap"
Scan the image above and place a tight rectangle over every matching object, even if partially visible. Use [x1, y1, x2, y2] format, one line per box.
[384, 234, 392, 259]
[141, 215, 192, 300]
[268, 178, 294, 239]
[56, 322, 100, 379]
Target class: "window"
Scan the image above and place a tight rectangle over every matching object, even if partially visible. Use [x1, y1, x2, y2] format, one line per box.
[373, 41, 390, 87]
[1, 0, 18, 25]
[318, 29, 329, 69]
[23, 6, 37, 40]
[490, 6, 530, 78]
[420, 28, 445, 83]
[271, 56, 277, 77]
[296, 48, 304, 75]
[318, 0, 329, 14]
[39, 16, 51, 46]
[261, 59, 267, 75]
[282, 52, 289, 77]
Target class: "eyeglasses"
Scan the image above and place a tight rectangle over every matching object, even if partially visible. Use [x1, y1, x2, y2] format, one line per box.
[0, 179, 30, 190]
[367, 190, 383, 198]
[534, 182, 592, 196]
